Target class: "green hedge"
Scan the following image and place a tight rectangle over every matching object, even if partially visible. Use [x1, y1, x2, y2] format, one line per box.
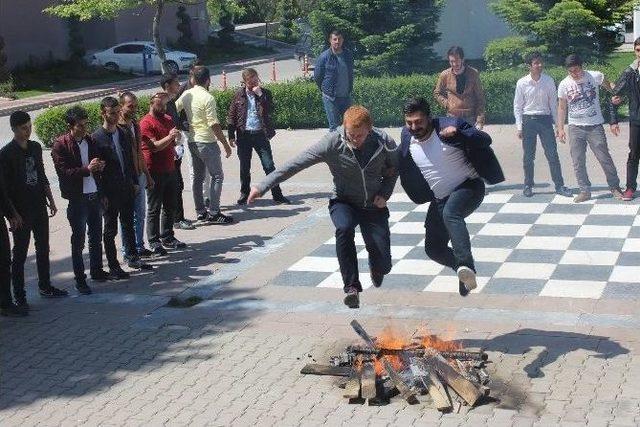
[34, 64, 629, 147]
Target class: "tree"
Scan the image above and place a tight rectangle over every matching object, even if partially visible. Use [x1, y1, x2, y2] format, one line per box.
[491, 0, 637, 63]
[45, 0, 209, 73]
[276, 0, 300, 43]
[176, 6, 195, 50]
[308, 0, 444, 76]
[66, 18, 86, 64]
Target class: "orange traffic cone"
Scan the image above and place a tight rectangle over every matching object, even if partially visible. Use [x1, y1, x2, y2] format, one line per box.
[271, 59, 277, 82]
[221, 69, 227, 90]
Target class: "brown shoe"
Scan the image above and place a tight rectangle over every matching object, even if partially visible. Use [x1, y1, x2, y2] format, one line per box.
[573, 192, 591, 203]
[611, 188, 625, 201]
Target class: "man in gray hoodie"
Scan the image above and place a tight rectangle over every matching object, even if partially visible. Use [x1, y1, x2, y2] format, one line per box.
[248, 106, 398, 308]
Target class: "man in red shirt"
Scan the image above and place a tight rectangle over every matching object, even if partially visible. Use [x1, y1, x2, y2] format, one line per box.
[139, 92, 186, 255]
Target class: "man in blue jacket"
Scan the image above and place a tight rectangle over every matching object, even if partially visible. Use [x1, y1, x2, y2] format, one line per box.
[398, 98, 504, 297]
[313, 30, 354, 131]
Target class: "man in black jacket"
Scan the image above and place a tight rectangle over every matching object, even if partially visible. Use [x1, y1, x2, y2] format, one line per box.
[398, 98, 504, 297]
[0, 111, 67, 309]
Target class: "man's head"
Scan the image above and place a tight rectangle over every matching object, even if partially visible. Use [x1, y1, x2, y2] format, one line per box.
[150, 92, 170, 115]
[565, 54, 584, 80]
[100, 96, 121, 127]
[329, 29, 344, 52]
[526, 51, 544, 75]
[160, 73, 180, 97]
[65, 106, 89, 139]
[242, 68, 260, 90]
[9, 110, 31, 141]
[192, 66, 210, 88]
[403, 97, 432, 140]
[343, 105, 372, 149]
[447, 46, 465, 74]
[119, 91, 138, 121]
[634, 37, 640, 60]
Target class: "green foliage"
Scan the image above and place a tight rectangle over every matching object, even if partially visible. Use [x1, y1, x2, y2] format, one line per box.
[484, 36, 545, 71]
[491, 0, 636, 63]
[0, 35, 10, 83]
[309, 0, 444, 76]
[66, 18, 86, 63]
[276, 0, 299, 43]
[0, 76, 15, 99]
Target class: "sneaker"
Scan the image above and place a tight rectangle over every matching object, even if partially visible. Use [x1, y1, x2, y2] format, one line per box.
[162, 238, 187, 249]
[522, 186, 533, 198]
[273, 195, 291, 205]
[611, 188, 625, 201]
[573, 192, 591, 203]
[457, 266, 477, 295]
[151, 245, 168, 257]
[137, 248, 153, 258]
[206, 212, 233, 224]
[15, 297, 29, 311]
[109, 267, 130, 280]
[622, 188, 635, 201]
[174, 220, 196, 230]
[39, 286, 69, 298]
[555, 186, 573, 197]
[127, 257, 153, 270]
[196, 212, 209, 222]
[237, 194, 248, 205]
[370, 271, 384, 288]
[75, 280, 92, 295]
[343, 287, 360, 309]
[0, 304, 28, 317]
[90, 269, 110, 282]
[458, 281, 470, 297]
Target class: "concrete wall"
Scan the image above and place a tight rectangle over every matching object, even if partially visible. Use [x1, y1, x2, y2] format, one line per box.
[433, 0, 513, 60]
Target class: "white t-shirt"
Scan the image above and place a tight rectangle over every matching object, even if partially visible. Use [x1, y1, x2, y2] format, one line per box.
[409, 132, 479, 200]
[557, 70, 605, 126]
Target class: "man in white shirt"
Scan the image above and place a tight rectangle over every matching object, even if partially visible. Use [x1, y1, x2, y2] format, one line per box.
[557, 54, 623, 203]
[514, 52, 571, 198]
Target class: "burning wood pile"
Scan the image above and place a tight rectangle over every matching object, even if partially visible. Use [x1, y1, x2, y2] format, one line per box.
[301, 320, 491, 412]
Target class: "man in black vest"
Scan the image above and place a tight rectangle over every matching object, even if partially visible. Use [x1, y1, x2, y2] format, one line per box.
[398, 98, 504, 296]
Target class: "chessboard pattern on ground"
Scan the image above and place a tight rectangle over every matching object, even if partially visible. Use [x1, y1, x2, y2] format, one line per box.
[270, 190, 640, 299]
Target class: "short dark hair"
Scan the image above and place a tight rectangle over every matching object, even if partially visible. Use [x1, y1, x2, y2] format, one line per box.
[525, 51, 543, 65]
[565, 54, 583, 68]
[160, 73, 179, 90]
[192, 66, 210, 86]
[447, 46, 464, 59]
[118, 91, 137, 104]
[329, 29, 343, 39]
[403, 97, 431, 117]
[100, 96, 120, 112]
[634, 37, 640, 48]
[9, 110, 30, 128]
[65, 106, 89, 127]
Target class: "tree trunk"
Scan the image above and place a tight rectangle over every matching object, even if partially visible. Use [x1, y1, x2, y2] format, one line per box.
[265, 21, 268, 47]
[153, 0, 167, 73]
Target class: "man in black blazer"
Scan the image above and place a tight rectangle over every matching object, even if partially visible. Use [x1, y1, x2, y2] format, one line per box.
[398, 98, 504, 296]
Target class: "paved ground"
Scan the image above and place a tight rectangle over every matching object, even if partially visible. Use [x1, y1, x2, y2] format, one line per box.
[1, 124, 639, 426]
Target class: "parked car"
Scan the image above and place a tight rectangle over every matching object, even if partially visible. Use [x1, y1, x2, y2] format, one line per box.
[88, 42, 197, 74]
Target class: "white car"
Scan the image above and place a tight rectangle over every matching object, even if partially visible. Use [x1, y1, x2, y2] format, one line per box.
[89, 42, 197, 74]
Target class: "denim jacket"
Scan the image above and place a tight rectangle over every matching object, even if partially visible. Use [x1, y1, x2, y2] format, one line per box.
[313, 48, 354, 98]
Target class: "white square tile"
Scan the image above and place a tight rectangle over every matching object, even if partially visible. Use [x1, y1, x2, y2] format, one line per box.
[324, 233, 366, 246]
[357, 246, 414, 260]
[289, 256, 340, 272]
[390, 222, 424, 234]
[551, 195, 596, 204]
[535, 213, 587, 226]
[388, 193, 413, 203]
[483, 193, 513, 204]
[559, 250, 619, 266]
[590, 204, 640, 216]
[498, 203, 548, 214]
[540, 280, 606, 299]
[610, 266, 640, 283]
[424, 276, 489, 293]
[576, 225, 631, 239]
[493, 262, 556, 280]
[413, 202, 431, 213]
[622, 238, 640, 252]
[478, 223, 532, 236]
[317, 272, 373, 290]
[634, 216, 640, 226]
[390, 259, 445, 275]
[472, 247, 513, 263]
[466, 212, 496, 224]
[516, 236, 573, 250]
[389, 211, 410, 223]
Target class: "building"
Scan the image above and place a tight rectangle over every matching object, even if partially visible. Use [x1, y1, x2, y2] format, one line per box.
[0, 0, 209, 69]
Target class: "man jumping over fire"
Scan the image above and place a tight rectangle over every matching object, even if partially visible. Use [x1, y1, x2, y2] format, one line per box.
[248, 106, 398, 309]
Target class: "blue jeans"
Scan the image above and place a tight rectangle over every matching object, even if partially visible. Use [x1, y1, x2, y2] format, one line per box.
[322, 95, 352, 131]
[121, 173, 147, 256]
[522, 115, 564, 188]
[67, 193, 103, 281]
[329, 199, 391, 292]
[424, 178, 485, 272]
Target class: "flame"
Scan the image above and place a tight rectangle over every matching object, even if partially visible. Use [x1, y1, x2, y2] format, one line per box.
[419, 334, 462, 352]
[374, 325, 412, 350]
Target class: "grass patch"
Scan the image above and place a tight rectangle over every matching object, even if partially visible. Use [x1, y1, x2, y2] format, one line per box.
[165, 295, 203, 308]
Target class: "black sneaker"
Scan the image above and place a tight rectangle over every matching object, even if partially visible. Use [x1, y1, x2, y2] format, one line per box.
[458, 280, 470, 297]
[127, 257, 153, 270]
[75, 280, 92, 295]
[137, 248, 153, 258]
[237, 194, 248, 205]
[109, 267, 130, 280]
[273, 195, 291, 205]
[370, 271, 384, 288]
[555, 186, 573, 198]
[162, 238, 187, 249]
[523, 186, 533, 198]
[151, 245, 168, 257]
[39, 286, 69, 298]
[0, 304, 28, 317]
[343, 287, 360, 309]
[196, 212, 209, 222]
[90, 269, 110, 282]
[207, 212, 233, 224]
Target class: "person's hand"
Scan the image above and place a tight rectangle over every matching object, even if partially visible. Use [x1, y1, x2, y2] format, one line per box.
[169, 128, 180, 139]
[517, 130, 522, 140]
[439, 126, 458, 138]
[88, 157, 102, 173]
[611, 123, 621, 137]
[98, 159, 106, 172]
[8, 213, 23, 231]
[47, 200, 57, 217]
[229, 139, 236, 148]
[612, 95, 623, 106]
[252, 85, 263, 97]
[373, 195, 387, 209]
[224, 144, 232, 158]
[557, 127, 567, 144]
[475, 122, 484, 131]
[247, 187, 262, 204]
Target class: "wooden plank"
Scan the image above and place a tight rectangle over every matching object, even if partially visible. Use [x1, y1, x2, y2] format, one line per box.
[343, 373, 361, 399]
[409, 358, 451, 412]
[425, 354, 483, 407]
[300, 364, 352, 377]
[361, 361, 377, 399]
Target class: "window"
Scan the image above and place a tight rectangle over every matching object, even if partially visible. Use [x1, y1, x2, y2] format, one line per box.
[113, 44, 145, 54]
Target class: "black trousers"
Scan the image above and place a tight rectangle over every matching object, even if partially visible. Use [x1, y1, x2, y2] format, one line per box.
[0, 218, 12, 308]
[174, 158, 186, 221]
[11, 209, 50, 300]
[103, 191, 136, 269]
[147, 172, 177, 245]
[237, 131, 283, 198]
[627, 123, 640, 190]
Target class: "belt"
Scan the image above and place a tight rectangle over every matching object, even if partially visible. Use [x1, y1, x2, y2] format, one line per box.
[242, 129, 264, 135]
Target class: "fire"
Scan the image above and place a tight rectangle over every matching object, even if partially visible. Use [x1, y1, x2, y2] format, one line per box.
[420, 334, 462, 352]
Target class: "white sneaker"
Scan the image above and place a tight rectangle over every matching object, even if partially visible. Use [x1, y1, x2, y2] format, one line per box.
[457, 266, 477, 292]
